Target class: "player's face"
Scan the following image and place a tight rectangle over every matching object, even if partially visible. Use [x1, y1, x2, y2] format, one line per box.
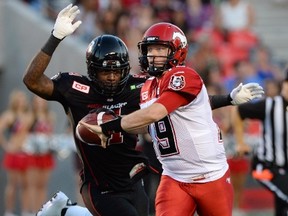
[147, 44, 170, 68]
[97, 70, 122, 88]
[97, 70, 122, 82]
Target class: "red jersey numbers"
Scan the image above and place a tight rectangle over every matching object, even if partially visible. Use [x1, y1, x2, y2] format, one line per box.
[72, 81, 90, 94]
[168, 74, 185, 90]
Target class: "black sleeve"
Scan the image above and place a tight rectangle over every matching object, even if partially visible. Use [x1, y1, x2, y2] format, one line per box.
[47, 72, 70, 113]
[209, 94, 232, 110]
[238, 99, 266, 120]
[49, 73, 66, 98]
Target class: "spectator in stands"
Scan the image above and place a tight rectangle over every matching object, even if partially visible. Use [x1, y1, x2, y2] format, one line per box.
[121, 5, 156, 72]
[97, 8, 118, 35]
[129, 4, 156, 33]
[224, 60, 262, 93]
[125, 27, 144, 73]
[42, 0, 74, 20]
[189, 35, 222, 80]
[151, 0, 174, 23]
[215, 0, 255, 34]
[185, 0, 214, 34]
[250, 45, 284, 83]
[170, 1, 189, 35]
[75, 0, 102, 43]
[115, 11, 131, 43]
[213, 0, 258, 77]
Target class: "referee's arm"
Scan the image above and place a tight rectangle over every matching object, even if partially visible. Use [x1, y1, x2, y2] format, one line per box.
[232, 99, 266, 156]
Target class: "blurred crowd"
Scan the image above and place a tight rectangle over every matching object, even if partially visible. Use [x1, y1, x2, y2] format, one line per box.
[21, 0, 287, 93]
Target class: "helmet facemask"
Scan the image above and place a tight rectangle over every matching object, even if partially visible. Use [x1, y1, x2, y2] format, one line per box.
[87, 60, 130, 97]
[138, 22, 188, 77]
[138, 41, 176, 77]
[86, 35, 130, 97]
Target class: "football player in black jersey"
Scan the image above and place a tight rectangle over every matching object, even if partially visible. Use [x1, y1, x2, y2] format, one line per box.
[24, 4, 151, 216]
[23, 4, 264, 216]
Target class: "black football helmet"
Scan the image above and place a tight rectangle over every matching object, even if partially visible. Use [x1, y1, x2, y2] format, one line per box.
[86, 34, 130, 96]
[138, 22, 188, 77]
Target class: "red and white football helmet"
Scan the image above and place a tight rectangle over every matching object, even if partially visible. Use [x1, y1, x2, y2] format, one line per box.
[137, 22, 188, 76]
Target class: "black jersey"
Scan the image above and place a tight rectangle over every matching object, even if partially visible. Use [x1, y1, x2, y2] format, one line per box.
[47, 72, 153, 191]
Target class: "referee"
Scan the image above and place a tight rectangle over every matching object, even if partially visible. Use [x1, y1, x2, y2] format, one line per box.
[232, 72, 288, 216]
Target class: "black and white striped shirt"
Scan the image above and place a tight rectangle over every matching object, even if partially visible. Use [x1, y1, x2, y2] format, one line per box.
[238, 96, 288, 168]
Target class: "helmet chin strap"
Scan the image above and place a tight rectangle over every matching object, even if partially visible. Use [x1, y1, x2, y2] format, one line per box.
[147, 56, 171, 76]
[148, 65, 164, 77]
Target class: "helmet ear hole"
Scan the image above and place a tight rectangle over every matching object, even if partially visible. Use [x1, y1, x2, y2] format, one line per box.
[86, 34, 130, 96]
[170, 59, 178, 67]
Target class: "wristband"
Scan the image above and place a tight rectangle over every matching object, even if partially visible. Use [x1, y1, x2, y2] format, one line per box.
[210, 94, 232, 110]
[41, 34, 62, 56]
[100, 116, 124, 137]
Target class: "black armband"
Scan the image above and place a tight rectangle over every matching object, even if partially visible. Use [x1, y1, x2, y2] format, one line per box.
[209, 94, 232, 110]
[100, 116, 124, 137]
[41, 34, 62, 56]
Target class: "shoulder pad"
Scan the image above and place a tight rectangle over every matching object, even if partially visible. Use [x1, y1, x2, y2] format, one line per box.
[51, 72, 62, 81]
[169, 65, 193, 73]
[51, 72, 84, 80]
[132, 73, 149, 79]
[67, 72, 84, 77]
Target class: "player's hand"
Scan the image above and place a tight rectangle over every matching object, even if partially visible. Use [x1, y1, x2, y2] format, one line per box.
[52, 4, 82, 40]
[230, 83, 264, 105]
[79, 121, 109, 148]
[235, 142, 251, 157]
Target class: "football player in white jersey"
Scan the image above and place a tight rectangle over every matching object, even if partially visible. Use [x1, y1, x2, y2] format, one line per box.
[81, 22, 264, 216]
[29, 4, 265, 216]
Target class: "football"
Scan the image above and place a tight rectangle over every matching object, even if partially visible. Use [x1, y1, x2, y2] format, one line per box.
[76, 109, 116, 145]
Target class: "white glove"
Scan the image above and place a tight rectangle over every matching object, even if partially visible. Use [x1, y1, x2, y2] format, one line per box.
[230, 83, 264, 105]
[52, 4, 82, 39]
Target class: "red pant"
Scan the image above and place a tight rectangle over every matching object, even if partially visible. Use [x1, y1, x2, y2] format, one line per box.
[155, 170, 234, 216]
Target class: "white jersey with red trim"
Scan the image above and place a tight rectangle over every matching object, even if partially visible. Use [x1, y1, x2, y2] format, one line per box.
[140, 66, 228, 183]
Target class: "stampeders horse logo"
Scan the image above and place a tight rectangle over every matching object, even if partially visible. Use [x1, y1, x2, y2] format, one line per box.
[169, 74, 185, 90]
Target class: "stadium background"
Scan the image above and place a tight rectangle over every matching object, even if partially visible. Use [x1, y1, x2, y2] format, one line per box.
[1, 0, 288, 215]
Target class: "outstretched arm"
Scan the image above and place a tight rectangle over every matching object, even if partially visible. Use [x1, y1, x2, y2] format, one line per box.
[210, 82, 264, 110]
[80, 82, 265, 148]
[80, 102, 168, 148]
[23, 4, 81, 98]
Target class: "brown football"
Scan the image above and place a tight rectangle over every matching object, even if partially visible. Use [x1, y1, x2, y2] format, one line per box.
[76, 110, 116, 145]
